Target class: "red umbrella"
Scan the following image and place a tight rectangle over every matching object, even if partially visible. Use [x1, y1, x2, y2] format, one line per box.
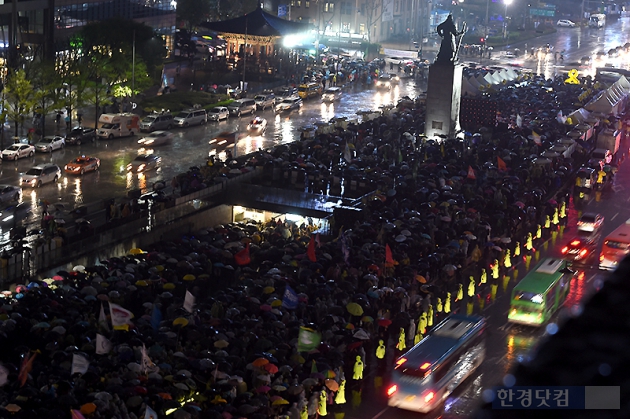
[260, 304, 272, 312]
[377, 318, 392, 327]
[256, 385, 271, 393]
[264, 363, 279, 374]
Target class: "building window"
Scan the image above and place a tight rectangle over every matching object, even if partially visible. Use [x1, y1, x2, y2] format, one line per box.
[324, 2, 334, 13]
[342, 22, 350, 32]
[340, 1, 353, 15]
[359, 23, 365, 33]
[290, 1, 295, 6]
[296, 1, 301, 7]
[305, 1, 310, 7]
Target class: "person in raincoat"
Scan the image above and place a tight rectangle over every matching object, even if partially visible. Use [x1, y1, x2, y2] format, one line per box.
[396, 328, 406, 352]
[353, 356, 364, 380]
[335, 380, 346, 405]
[318, 389, 328, 416]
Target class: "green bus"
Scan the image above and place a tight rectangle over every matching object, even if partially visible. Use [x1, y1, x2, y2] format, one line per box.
[508, 258, 574, 326]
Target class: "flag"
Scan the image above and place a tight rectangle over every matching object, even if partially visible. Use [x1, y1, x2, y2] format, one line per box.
[282, 285, 299, 309]
[532, 131, 541, 145]
[141, 344, 159, 375]
[71, 353, 89, 375]
[96, 334, 112, 355]
[71, 410, 87, 419]
[0, 365, 8, 387]
[144, 406, 158, 419]
[297, 326, 322, 352]
[234, 243, 251, 266]
[109, 303, 134, 331]
[343, 142, 352, 162]
[307, 235, 317, 262]
[397, 148, 403, 164]
[467, 166, 476, 180]
[516, 114, 523, 128]
[315, 233, 321, 248]
[151, 305, 162, 331]
[497, 156, 507, 171]
[385, 244, 396, 266]
[183, 290, 195, 313]
[99, 303, 109, 331]
[556, 110, 566, 124]
[18, 352, 36, 387]
[340, 231, 350, 265]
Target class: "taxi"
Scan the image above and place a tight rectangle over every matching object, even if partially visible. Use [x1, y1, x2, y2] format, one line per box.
[65, 155, 101, 175]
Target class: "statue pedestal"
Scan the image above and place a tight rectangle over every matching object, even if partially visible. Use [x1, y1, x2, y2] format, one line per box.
[424, 62, 462, 139]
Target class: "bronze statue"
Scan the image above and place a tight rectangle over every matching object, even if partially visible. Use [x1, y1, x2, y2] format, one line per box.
[436, 14, 466, 64]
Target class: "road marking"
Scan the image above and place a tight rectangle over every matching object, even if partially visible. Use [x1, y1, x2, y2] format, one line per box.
[371, 407, 389, 419]
[612, 185, 624, 192]
[498, 323, 513, 332]
[611, 212, 619, 221]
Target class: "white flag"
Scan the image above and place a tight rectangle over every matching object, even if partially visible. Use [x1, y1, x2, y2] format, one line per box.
[343, 142, 352, 162]
[141, 344, 159, 375]
[144, 406, 158, 419]
[183, 290, 195, 313]
[516, 114, 523, 128]
[71, 353, 89, 375]
[0, 364, 8, 386]
[96, 334, 112, 355]
[99, 303, 110, 331]
[109, 303, 134, 330]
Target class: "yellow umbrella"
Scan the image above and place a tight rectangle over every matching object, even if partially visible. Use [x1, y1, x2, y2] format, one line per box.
[271, 299, 282, 308]
[163, 283, 176, 290]
[263, 286, 275, 294]
[346, 302, 364, 316]
[129, 248, 145, 255]
[272, 398, 289, 406]
[183, 274, 196, 281]
[214, 339, 229, 348]
[172, 317, 189, 327]
[198, 274, 210, 279]
[135, 280, 149, 287]
[155, 265, 164, 272]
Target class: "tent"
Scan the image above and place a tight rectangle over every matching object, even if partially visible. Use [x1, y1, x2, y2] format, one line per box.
[200, 6, 311, 36]
[584, 75, 630, 116]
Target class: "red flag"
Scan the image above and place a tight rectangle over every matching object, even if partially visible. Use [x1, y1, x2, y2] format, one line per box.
[234, 243, 251, 266]
[497, 157, 507, 171]
[18, 352, 37, 387]
[467, 166, 476, 180]
[385, 244, 396, 266]
[307, 235, 317, 262]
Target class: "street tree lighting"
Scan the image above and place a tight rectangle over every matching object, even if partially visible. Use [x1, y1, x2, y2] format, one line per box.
[503, 0, 513, 40]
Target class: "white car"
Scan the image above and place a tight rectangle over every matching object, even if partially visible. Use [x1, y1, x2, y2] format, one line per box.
[247, 117, 267, 134]
[557, 19, 576, 27]
[276, 97, 303, 112]
[0, 185, 21, 205]
[126, 154, 162, 173]
[208, 107, 229, 121]
[21, 164, 62, 188]
[137, 130, 174, 147]
[35, 136, 65, 153]
[2, 143, 35, 161]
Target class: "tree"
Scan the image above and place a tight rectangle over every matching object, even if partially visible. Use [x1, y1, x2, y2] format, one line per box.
[177, 0, 212, 32]
[3, 69, 35, 137]
[29, 61, 64, 138]
[364, 0, 385, 43]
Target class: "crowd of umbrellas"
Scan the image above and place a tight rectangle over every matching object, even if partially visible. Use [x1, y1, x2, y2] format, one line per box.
[0, 70, 612, 419]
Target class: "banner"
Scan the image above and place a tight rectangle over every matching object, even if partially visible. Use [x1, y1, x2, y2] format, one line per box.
[307, 235, 317, 262]
[71, 353, 89, 375]
[18, 352, 37, 387]
[298, 326, 321, 352]
[144, 406, 158, 419]
[141, 344, 159, 375]
[497, 157, 507, 171]
[385, 243, 396, 266]
[96, 334, 112, 355]
[282, 285, 299, 309]
[234, 243, 251, 265]
[467, 166, 476, 180]
[184, 290, 195, 313]
[109, 303, 134, 331]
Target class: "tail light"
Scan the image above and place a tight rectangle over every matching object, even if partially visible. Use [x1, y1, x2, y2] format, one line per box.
[561, 246, 568, 254]
[578, 249, 588, 258]
[600, 254, 605, 262]
[423, 391, 435, 403]
[387, 385, 397, 397]
[395, 358, 407, 369]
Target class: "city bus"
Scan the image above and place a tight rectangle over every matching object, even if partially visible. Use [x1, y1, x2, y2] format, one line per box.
[387, 314, 486, 413]
[599, 218, 630, 270]
[508, 258, 573, 326]
[297, 82, 322, 100]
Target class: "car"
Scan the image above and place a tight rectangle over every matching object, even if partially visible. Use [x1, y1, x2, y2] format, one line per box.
[254, 93, 276, 110]
[64, 156, 101, 175]
[35, 136, 65, 153]
[275, 87, 298, 103]
[580, 56, 592, 66]
[561, 235, 598, 264]
[209, 131, 239, 149]
[139, 111, 173, 132]
[322, 86, 343, 102]
[376, 74, 394, 90]
[2, 143, 35, 161]
[247, 117, 267, 134]
[388, 73, 400, 85]
[207, 107, 229, 121]
[275, 97, 303, 112]
[137, 131, 174, 147]
[577, 212, 604, 233]
[557, 19, 576, 27]
[126, 154, 162, 173]
[66, 126, 96, 145]
[0, 185, 21, 205]
[21, 164, 61, 188]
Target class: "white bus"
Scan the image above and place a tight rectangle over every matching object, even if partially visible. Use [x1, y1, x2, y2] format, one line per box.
[589, 14, 606, 28]
[386, 314, 486, 413]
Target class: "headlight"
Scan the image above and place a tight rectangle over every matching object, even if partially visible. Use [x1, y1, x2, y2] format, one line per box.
[145, 140, 154, 145]
[138, 164, 146, 171]
[64, 165, 68, 170]
[30, 179, 36, 185]
[126, 164, 132, 171]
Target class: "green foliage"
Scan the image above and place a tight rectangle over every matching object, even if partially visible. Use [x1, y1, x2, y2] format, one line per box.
[140, 91, 232, 112]
[3, 69, 35, 137]
[30, 61, 64, 137]
[178, 0, 212, 31]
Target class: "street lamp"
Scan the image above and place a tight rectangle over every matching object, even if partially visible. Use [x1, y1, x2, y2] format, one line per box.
[503, 0, 513, 40]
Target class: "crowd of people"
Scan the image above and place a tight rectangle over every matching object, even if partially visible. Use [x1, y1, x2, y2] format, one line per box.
[0, 69, 618, 419]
